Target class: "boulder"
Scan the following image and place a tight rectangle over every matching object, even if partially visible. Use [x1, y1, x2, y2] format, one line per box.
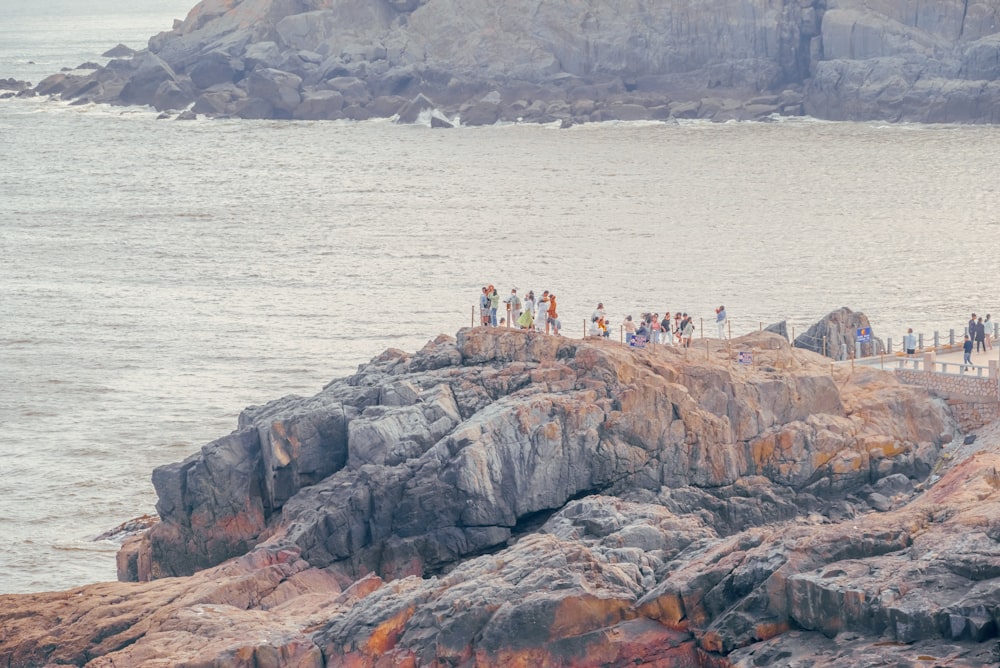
[245, 67, 303, 114]
[188, 51, 241, 89]
[292, 89, 346, 120]
[119, 52, 178, 107]
[396, 92, 436, 123]
[152, 79, 194, 111]
[102, 43, 135, 58]
[765, 320, 789, 339]
[794, 307, 885, 360]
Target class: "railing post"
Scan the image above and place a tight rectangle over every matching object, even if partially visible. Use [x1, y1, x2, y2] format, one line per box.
[887, 337, 892, 354]
[933, 331, 939, 348]
[923, 351, 935, 374]
[918, 333, 924, 351]
[840, 343, 847, 361]
[855, 341, 861, 359]
[950, 329, 955, 346]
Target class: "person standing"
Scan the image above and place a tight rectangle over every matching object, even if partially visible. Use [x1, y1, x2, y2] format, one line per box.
[903, 328, 917, 356]
[520, 291, 536, 330]
[975, 316, 986, 353]
[479, 287, 490, 326]
[968, 313, 978, 339]
[682, 314, 695, 348]
[716, 305, 727, 339]
[963, 334, 974, 370]
[624, 315, 637, 345]
[536, 291, 550, 333]
[661, 312, 672, 345]
[546, 293, 560, 335]
[505, 288, 522, 327]
[488, 286, 500, 326]
[985, 314, 993, 350]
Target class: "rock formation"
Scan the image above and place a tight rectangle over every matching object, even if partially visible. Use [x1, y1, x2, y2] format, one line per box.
[5, 326, 1000, 667]
[18, 0, 1000, 124]
[794, 306, 885, 360]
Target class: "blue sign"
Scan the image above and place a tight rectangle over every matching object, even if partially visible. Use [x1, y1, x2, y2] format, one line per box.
[856, 327, 872, 343]
[737, 351, 753, 365]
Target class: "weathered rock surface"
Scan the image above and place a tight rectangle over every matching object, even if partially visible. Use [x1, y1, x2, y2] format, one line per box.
[18, 0, 1000, 124]
[6, 326, 1000, 667]
[795, 306, 885, 360]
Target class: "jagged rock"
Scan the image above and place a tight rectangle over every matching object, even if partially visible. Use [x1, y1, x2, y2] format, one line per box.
[102, 43, 136, 58]
[765, 320, 788, 339]
[794, 306, 885, 360]
[245, 68, 302, 116]
[128, 328, 947, 583]
[119, 52, 178, 107]
[9, 326, 1000, 668]
[396, 92, 436, 123]
[188, 50, 241, 89]
[22, 0, 1000, 125]
[152, 79, 193, 111]
[430, 114, 454, 128]
[292, 89, 345, 120]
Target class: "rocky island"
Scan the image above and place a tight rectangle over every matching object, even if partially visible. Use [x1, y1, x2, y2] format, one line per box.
[10, 0, 1000, 124]
[4, 324, 1000, 667]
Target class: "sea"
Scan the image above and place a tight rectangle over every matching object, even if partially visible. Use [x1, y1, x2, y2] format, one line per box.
[1, 0, 998, 595]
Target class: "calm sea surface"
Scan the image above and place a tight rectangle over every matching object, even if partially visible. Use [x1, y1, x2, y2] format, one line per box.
[1, 0, 999, 595]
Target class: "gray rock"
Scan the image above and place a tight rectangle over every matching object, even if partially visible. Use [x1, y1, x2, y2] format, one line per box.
[396, 92, 436, 123]
[292, 89, 346, 120]
[188, 51, 241, 89]
[22, 0, 1000, 125]
[246, 68, 302, 115]
[794, 307, 885, 360]
[152, 79, 193, 111]
[119, 52, 178, 107]
[765, 321, 789, 340]
[102, 43, 135, 58]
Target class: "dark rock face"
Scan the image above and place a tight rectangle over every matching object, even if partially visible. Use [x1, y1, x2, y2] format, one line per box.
[20, 0, 1000, 124]
[794, 306, 885, 360]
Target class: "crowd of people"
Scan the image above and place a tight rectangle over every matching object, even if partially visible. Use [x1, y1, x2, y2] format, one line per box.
[477, 285, 728, 348]
[479, 286, 563, 335]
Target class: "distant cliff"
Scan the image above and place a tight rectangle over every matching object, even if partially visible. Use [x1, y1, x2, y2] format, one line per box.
[22, 0, 1000, 124]
[6, 326, 1000, 667]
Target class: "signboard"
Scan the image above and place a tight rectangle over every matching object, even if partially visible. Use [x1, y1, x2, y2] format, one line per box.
[737, 351, 753, 366]
[856, 327, 872, 343]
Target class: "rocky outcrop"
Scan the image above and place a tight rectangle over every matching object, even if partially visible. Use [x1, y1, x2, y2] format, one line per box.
[120, 328, 943, 584]
[10, 325, 1000, 667]
[795, 306, 885, 360]
[20, 0, 1000, 124]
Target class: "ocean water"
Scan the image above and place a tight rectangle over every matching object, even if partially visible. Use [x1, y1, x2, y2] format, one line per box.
[2, 1, 999, 595]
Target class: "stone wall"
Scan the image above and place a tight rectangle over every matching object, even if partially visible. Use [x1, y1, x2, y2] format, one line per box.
[895, 368, 1000, 431]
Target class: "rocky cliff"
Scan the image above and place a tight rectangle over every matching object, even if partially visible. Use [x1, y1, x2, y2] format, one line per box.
[15, 0, 1000, 124]
[5, 327, 1000, 667]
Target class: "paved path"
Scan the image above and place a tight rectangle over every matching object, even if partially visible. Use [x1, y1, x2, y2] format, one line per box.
[856, 344, 999, 376]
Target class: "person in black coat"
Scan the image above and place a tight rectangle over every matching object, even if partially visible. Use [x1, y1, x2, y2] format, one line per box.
[975, 317, 986, 353]
[963, 334, 974, 369]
